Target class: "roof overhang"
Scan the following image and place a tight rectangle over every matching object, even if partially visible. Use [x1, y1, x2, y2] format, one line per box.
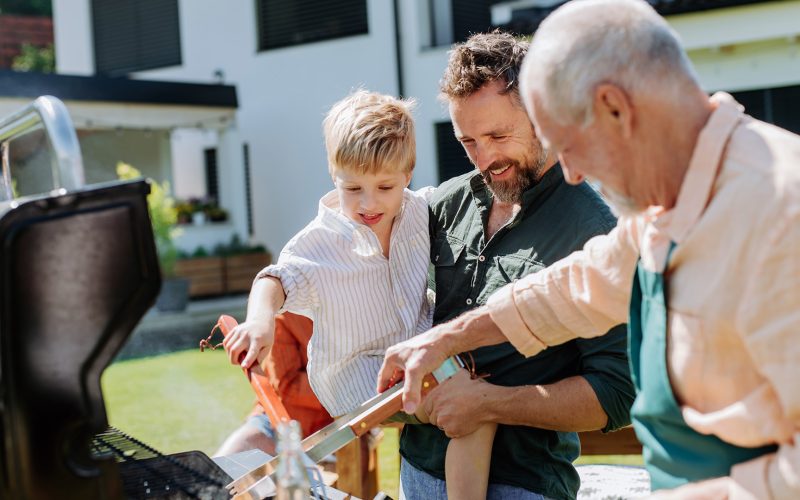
[0, 70, 238, 131]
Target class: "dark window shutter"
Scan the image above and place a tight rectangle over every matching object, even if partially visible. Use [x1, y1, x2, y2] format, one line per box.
[92, 0, 181, 76]
[243, 143, 254, 237]
[771, 86, 800, 135]
[731, 84, 800, 135]
[435, 121, 474, 183]
[204, 147, 219, 202]
[450, 0, 493, 43]
[257, 0, 368, 51]
[730, 88, 766, 122]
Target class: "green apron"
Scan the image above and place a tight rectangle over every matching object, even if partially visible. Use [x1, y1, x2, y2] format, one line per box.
[628, 243, 776, 490]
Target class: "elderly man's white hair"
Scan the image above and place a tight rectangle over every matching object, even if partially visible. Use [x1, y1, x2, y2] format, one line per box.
[522, 0, 700, 126]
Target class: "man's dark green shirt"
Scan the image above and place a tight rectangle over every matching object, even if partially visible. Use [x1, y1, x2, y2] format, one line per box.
[400, 167, 635, 500]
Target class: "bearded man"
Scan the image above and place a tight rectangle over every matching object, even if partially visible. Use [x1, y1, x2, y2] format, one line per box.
[396, 32, 635, 500]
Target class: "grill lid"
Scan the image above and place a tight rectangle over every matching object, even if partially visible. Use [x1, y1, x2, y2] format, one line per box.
[0, 180, 162, 499]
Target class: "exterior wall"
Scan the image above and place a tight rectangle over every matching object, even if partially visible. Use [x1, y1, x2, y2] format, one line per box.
[170, 129, 217, 200]
[399, 1, 452, 191]
[52, 0, 93, 74]
[123, 0, 402, 254]
[51, 0, 800, 255]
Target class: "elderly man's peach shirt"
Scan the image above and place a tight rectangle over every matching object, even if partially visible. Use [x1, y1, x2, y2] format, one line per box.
[487, 93, 800, 499]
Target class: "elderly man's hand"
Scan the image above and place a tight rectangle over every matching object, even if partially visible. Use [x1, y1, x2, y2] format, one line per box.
[378, 306, 506, 414]
[376, 324, 455, 414]
[423, 370, 492, 438]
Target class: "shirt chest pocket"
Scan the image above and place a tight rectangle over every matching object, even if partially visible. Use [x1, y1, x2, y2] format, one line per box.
[485, 253, 545, 292]
[432, 236, 467, 293]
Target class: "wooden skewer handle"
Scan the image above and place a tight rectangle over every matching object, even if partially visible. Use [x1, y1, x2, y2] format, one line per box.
[349, 373, 438, 435]
[216, 314, 291, 428]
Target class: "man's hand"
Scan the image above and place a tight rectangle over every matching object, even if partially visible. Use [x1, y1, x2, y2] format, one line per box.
[377, 306, 507, 414]
[423, 370, 493, 438]
[377, 324, 454, 414]
[222, 318, 275, 369]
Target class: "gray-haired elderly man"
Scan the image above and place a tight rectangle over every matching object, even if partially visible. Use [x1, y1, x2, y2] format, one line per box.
[378, 0, 800, 498]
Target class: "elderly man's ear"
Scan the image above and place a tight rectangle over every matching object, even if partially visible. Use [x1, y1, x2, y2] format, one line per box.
[594, 84, 634, 140]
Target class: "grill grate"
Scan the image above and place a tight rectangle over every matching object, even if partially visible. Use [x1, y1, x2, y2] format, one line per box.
[91, 428, 231, 500]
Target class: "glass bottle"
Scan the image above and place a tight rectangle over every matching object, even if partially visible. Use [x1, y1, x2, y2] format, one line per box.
[275, 420, 311, 500]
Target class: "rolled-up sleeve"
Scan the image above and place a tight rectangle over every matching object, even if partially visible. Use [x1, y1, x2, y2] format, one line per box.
[732, 203, 800, 499]
[256, 251, 319, 316]
[576, 324, 636, 432]
[487, 218, 640, 356]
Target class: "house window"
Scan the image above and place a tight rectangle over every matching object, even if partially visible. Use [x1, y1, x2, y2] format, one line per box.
[91, 0, 181, 76]
[256, 0, 368, 51]
[435, 122, 474, 183]
[427, 0, 493, 47]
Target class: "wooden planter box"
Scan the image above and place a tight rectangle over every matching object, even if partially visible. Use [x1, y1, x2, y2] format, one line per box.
[174, 252, 271, 298]
[225, 253, 272, 294]
[174, 257, 225, 297]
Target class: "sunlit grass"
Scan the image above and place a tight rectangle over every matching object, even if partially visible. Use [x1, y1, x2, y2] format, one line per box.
[102, 349, 255, 455]
[377, 427, 401, 498]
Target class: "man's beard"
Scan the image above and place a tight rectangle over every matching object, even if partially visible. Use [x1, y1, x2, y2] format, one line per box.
[481, 148, 548, 203]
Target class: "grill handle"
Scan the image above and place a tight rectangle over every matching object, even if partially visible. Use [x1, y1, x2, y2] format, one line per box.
[216, 315, 292, 429]
[0, 95, 85, 201]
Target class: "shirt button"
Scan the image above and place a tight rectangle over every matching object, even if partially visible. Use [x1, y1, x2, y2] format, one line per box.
[478, 255, 486, 262]
[466, 298, 473, 305]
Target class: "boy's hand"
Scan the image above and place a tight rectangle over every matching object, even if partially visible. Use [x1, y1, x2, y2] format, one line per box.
[222, 318, 275, 369]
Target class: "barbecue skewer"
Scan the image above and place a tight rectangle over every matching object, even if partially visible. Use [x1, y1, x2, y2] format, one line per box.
[215, 315, 463, 499]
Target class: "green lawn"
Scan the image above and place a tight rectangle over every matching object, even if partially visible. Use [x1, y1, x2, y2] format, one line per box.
[102, 349, 638, 498]
[102, 349, 254, 455]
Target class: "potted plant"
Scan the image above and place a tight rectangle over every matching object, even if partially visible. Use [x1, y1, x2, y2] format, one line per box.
[205, 202, 229, 223]
[117, 162, 190, 311]
[174, 200, 194, 225]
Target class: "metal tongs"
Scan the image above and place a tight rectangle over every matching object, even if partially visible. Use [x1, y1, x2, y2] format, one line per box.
[214, 315, 463, 500]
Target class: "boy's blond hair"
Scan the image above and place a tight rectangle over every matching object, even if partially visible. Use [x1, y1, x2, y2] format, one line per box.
[323, 90, 416, 176]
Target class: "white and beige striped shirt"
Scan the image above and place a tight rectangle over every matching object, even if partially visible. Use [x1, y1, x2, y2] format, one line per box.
[257, 188, 433, 416]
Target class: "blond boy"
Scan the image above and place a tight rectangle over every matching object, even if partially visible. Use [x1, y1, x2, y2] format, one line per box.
[224, 90, 493, 499]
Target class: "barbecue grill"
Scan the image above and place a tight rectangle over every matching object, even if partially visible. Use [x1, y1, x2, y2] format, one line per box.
[0, 96, 234, 499]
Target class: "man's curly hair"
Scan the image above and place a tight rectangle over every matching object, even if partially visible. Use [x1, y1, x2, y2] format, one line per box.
[439, 30, 529, 101]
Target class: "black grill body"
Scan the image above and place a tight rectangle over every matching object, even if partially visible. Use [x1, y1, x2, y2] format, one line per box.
[0, 180, 161, 499]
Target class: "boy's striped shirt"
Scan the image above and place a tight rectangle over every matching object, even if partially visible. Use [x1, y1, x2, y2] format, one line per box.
[257, 188, 433, 416]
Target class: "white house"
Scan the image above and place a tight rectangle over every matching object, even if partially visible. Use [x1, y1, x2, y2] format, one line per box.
[40, 0, 800, 257]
